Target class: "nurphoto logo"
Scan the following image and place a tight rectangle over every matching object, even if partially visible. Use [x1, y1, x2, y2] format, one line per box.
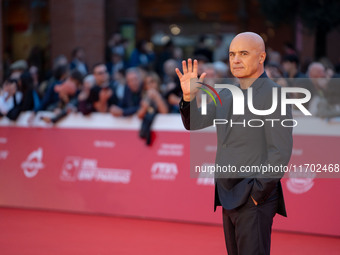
[198, 82, 312, 127]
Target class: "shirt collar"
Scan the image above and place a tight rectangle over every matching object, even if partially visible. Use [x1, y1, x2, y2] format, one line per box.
[250, 71, 268, 90]
[238, 72, 268, 90]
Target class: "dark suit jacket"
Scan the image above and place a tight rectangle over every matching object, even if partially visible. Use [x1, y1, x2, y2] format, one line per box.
[179, 73, 293, 216]
[119, 85, 142, 116]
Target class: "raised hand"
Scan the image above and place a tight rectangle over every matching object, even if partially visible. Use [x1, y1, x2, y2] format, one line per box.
[175, 59, 206, 102]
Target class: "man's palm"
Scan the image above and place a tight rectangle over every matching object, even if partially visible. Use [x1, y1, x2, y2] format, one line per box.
[175, 59, 206, 102]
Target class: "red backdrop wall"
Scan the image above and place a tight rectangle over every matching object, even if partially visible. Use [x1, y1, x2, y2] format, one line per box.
[0, 113, 339, 236]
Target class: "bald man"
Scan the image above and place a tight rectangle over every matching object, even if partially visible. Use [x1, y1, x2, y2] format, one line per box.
[176, 32, 293, 255]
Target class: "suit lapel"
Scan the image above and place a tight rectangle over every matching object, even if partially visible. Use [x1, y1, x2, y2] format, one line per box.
[224, 95, 233, 141]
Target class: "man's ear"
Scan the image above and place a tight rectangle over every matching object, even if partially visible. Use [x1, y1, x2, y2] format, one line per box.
[259, 52, 266, 64]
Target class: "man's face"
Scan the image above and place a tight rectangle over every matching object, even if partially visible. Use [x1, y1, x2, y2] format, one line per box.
[205, 67, 216, 78]
[77, 49, 85, 61]
[197, 60, 206, 76]
[144, 76, 158, 91]
[203, 67, 217, 85]
[229, 38, 265, 79]
[3, 80, 17, 95]
[99, 87, 113, 101]
[93, 65, 109, 85]
[309, 65, 327, 89]
[282, 61, 294, 73]
[54, 78, 77, 97]
[126, 72, 140, 92]
[164, 61, 177, 76]
[309, 66, 326, 79]
[113, 71, 125, 85]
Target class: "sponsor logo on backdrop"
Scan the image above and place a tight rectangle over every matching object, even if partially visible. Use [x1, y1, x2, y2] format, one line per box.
[151, 162, 178, 180]
[60, 156, 131, 184]
[60, 157, 81, 181]
[157, 143, 184, 156]
[21, 148, 45, 178]
[205, 145, 217, 152]
[0, 137, 7, 144]
[93, 140, 115, 148]
[197, 164, 215, 186]
[292, 148, 303, 156]
[286, 169, 315, 194]
[0, 150, 9, 160]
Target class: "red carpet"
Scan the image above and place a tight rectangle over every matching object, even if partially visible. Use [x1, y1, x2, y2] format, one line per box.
[0, 207, 339, 255]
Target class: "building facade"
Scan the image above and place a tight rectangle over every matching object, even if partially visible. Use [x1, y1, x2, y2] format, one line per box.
[1, 0, 340, 81]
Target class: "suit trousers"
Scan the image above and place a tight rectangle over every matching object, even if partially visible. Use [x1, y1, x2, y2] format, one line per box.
[222, 195, 278, 255]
